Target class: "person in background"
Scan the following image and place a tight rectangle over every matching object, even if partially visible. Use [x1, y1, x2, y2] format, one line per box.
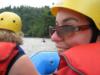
[49, 0, 100, 74]
[0, 11, 38, 75]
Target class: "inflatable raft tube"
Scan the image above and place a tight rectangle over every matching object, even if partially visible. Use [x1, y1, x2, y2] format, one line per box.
[30, 51, 60, 75]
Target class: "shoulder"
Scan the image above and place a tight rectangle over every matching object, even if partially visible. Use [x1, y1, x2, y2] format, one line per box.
[8, 55, 39, 75]
[63, 42, 100, 55]
[61, 43, 100, 75]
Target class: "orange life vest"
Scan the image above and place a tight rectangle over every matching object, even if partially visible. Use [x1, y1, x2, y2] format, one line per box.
[54, 42, 100, 75]
[0, 42, 18, 75]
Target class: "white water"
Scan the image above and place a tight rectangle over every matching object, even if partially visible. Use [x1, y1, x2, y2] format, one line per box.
[21, 38, 57, 56]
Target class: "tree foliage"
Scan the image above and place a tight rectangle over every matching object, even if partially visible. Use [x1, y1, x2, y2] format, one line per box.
[0, 6, 55, 38]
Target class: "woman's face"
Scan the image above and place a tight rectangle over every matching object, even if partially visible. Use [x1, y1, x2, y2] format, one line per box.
[51, 9, 92, 53]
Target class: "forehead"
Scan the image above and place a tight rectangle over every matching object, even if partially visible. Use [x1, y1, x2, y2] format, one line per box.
[56, 8, 84, 19]
[56, 8, 89, 25]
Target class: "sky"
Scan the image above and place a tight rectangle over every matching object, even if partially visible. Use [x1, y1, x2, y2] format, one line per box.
[0, 0, 60, 8]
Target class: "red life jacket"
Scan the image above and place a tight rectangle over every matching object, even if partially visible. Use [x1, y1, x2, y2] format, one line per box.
[0, 42, 18, 75]
[54, 42, 100, 75]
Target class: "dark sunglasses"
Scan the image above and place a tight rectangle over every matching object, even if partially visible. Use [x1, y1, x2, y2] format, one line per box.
[49, 25, 90, 37]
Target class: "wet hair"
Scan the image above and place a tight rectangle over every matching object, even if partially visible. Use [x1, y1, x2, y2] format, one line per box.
[0, 30, 23, 45]
[86, 16, 99, 43]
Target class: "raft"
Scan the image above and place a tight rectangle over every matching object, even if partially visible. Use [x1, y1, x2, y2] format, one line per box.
[30, 51, 60, 75]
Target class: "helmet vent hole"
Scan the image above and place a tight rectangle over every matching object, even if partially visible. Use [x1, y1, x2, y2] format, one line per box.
[1, 18, 3, 20]
[13, 20, 16, 23]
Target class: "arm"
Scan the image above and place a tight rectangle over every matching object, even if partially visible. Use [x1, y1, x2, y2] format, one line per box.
[8, 55, 39, 75]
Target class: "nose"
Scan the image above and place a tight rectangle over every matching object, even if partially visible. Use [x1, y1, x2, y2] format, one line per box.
[51, 31, 62, 42]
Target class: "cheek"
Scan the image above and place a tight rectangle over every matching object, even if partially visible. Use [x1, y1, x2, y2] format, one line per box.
[72, 32, 91, 44]
[64, 32, 91, 46]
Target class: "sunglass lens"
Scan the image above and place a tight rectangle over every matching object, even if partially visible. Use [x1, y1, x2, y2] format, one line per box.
[56, 25, 75, 37]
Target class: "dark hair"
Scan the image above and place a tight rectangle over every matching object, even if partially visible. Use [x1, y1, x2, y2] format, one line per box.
[86, 16, 99, 43]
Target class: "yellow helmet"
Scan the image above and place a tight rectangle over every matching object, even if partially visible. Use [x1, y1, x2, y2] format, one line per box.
[0, 11, 22, 34]
[51, 0, 100, 30]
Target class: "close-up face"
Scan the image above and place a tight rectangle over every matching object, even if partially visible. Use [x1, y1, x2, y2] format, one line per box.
[50, 8, 92, 53]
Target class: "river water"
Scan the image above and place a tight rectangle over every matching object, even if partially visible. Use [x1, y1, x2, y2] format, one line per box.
[21, 37, 57, 56]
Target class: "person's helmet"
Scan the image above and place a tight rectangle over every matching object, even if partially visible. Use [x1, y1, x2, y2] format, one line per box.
[51, 0, 100, 30]
[0, 11, 22, 34]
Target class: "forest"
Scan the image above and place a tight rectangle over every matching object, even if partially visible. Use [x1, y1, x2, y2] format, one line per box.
[0, 5, 55, 38]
